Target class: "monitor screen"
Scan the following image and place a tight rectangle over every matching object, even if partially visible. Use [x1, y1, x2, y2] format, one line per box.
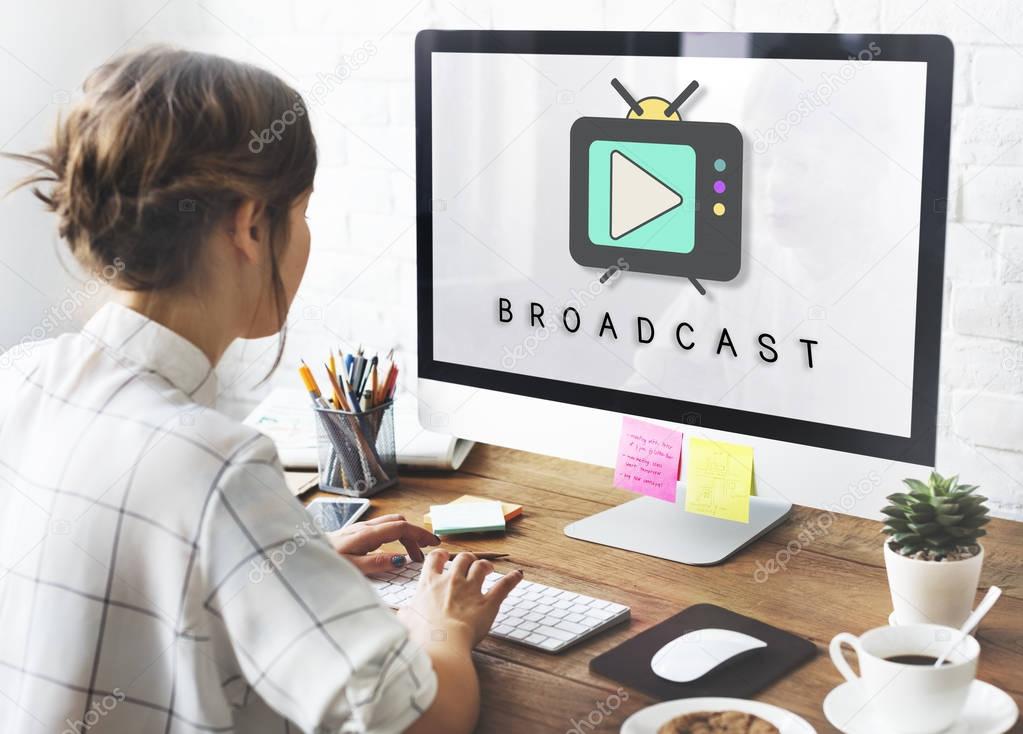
[419, 33, 949, 464]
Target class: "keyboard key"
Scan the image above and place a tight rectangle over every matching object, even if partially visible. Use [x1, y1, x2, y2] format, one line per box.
[556, 620, 588, 635]
[535, 625, 574, 641]
[539, 638, 563, 651]
[565, 613, 585, 624]
[493, 625, 513, 635]
[525, 633, 547, 645]
[509, 629, 530, 641]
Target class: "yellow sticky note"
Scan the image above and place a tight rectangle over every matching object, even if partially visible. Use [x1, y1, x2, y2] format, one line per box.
[685, 437, 754, 523]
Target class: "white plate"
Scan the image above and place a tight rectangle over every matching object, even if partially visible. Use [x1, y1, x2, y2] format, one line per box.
[823, 679, 1018, 734]
[621, 697, 816, 734]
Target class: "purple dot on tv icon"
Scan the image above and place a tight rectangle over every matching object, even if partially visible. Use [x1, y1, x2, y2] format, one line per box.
[713, 180, 726, 194]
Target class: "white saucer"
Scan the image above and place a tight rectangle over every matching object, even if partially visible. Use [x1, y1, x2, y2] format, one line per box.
[621, 697, 815, 734]
[823, 679, 1018, 734]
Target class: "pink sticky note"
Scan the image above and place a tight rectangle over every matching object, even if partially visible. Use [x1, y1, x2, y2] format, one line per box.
[613, 417, 684, 502]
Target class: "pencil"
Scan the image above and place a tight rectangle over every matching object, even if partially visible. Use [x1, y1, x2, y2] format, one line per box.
[444, 552, 509, 561]
[324, 362, 349, 411]
[298, 360, 324, 405]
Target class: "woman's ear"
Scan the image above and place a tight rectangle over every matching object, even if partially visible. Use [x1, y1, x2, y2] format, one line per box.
[229, 199, 269, 264]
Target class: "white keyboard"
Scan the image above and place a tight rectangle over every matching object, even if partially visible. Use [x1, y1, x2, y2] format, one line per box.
[370, 561, 630, 653]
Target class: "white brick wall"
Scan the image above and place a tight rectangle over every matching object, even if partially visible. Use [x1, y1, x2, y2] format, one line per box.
[3, 0, 1022, 520]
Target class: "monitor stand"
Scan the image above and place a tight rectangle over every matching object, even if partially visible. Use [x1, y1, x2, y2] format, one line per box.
[564, 493, 792, 566]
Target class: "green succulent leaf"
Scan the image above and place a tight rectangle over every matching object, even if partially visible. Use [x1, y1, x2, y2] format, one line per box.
[936, 514, 965, 526]
[912, 522, 942, 536]
[890, 532, 919, 544]
[902, 478, 931, 494]
[962, 516, 991, 529]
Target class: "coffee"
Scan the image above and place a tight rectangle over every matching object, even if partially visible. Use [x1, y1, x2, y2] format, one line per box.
[884, 654, 947, 666]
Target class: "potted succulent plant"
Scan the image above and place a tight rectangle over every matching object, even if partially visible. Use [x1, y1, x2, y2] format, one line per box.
[881, 471, 990, 627]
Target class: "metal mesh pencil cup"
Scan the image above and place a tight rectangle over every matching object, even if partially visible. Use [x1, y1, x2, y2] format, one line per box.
[313, 401, 398, 497]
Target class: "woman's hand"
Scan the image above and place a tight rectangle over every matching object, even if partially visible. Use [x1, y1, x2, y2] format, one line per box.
[326, 513, 440, 576]
[398, 549, 523, 649]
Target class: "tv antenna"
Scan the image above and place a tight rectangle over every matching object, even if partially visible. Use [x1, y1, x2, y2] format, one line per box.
[602, 78, 706, 296]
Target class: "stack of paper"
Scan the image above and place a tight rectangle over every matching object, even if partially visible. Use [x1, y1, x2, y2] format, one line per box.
[423, 494, 522, 531]
[429, 500, 506, 535]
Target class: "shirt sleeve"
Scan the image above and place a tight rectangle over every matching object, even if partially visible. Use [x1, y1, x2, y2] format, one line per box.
[197, 435, 437, 734]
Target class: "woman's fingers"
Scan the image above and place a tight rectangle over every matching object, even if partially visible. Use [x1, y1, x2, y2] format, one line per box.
[466, 559, 493, 587]
[345, 552, 407, 576]
[360, 513, 405, 526]
[448, 552, 476, 578]
[422, 548, 449, 578]
[484, 570, 524, 611]
[336, 520, 440, 558]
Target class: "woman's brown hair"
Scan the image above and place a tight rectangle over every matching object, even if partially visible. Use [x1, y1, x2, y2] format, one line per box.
[6, 46, 317, 369]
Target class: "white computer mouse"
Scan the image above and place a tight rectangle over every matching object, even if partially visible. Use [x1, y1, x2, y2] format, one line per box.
[650, 628, 768, 683]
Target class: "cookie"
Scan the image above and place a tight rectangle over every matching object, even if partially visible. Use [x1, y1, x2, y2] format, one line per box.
[656, 710, 780, 734]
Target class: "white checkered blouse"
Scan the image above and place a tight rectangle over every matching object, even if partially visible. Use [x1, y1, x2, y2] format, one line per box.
[0, 303, 436, 733]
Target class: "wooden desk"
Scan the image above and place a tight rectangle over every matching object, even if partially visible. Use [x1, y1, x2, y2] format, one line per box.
[297, 444, 1023, 733]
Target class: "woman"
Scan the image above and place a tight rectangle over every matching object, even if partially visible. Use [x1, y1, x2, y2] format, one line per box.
[0, 47, 520, 733]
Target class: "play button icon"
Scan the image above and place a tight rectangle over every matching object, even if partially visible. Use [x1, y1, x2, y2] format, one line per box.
[580, 138, 697, 254]
[610, 150, 683, 239]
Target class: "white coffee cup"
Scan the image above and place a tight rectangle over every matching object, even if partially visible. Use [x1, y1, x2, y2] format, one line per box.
[829, 623, 978, 734]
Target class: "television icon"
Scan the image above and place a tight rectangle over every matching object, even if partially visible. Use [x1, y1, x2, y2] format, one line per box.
[569, 81, 744, 294]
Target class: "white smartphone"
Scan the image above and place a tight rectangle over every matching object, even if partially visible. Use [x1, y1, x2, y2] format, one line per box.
[306, 497, 371, 533]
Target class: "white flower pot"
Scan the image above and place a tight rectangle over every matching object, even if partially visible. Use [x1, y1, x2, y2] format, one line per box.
[883, 541, 984, 627]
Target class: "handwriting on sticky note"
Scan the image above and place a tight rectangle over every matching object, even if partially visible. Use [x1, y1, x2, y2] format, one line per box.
[685, 437, 753, 523]
[613, 417, 683, 502]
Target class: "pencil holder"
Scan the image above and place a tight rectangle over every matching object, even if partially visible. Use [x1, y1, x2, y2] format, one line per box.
[313, 401, 398, 497]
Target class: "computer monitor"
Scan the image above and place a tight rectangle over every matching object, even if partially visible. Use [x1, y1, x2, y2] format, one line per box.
[415, 31, 952, 564]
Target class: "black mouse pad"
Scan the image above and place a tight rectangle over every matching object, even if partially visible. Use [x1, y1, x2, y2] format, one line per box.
[589, 603, 817, 700]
